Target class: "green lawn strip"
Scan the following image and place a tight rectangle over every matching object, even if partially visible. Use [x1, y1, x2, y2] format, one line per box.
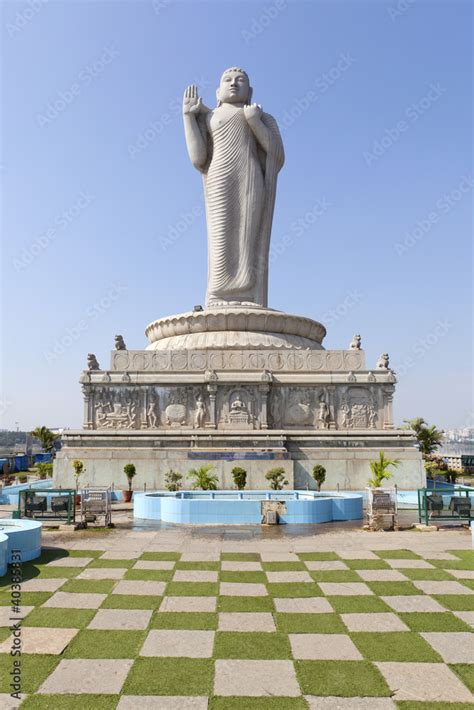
[166, 582, 218, 596]
[375, 550, 421, 559]
[295, 659, 391, 696]
[23, 607, 96, 628]
[89, 558, 135, 568]
[24, 566, 81, 580]
[309, 570, 362, 583]
[433, 595, 474, 611]
[431, 559, 474, 571]
[275, 612, 346, 633]
[396, 703, 474, 710]
[64, 629, 146, 658]
[367, 581, 420, 596]
[123, 657, 213, 695]
[139, 552, 181, 561]
[176, 561, 220, 571]
[400, 568, 456, 581]
[328, 595, 392, 613]
[344, 559, 391, 570]
[124, 569, 173, 582]
[20, 695, 118, 709]
[449, 550, 474, 561]
[266, 583, 321, 598]
[297, 552, 341, 561]
[60, 579, 116, 594]
[220, 571, 267, 584]
[0, 653, 59, 693]
[151, 612, 218, 629]
[209, 698, 308, 709]
[213, 631, 291, 659]
[350, 631, 442, 662]
[459, 579, 474, 590]
[261, 562, 306, 571]
[0, 591, 51, 606]
[221, 553, 261, 561]
[0, 628, 10, 643]
[218, 596, 275, 612]
[450, 664, 474, 693]
[101, 594, 163, 609]
[399, 611, 473, 632]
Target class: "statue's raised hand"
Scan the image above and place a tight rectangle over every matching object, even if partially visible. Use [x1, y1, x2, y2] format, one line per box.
[183, 85, 203, 115]
[244, 103, 262, 123]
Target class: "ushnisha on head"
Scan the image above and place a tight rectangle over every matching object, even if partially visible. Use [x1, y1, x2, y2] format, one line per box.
[216, 67, 253, 107]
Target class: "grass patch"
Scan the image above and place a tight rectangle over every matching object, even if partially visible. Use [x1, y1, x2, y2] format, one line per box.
[60, 579, 116, 594]
[101, 594, 162, 609]
[275, 612, 345, 634]
[344, 559, 391, 570]
[434, 595, 474, 611]
[375, 550, 421, 559]
[310, 570, 362, 583]
[123, 657, 213, 695]
[460, 579, 474, 590]
[124, 569, 173, 582]
[0, 653, 59, 693]
[266, 583, 321, 598]
[351, 631, 441, 662]
[139, 552, 181, 561]
[0, 591, 52, 606]
[0, 628, 10, 643]
[176, 561, 219, 571]
[367, 581, 419, 596]
[151, 612, 217, 629]
[450, 550, 474, 561]
[221, 553, 261, 561]
[64, 629, 146, 658]
[450, 664, 474, 693]
[220, 571, 267, 584]
[298, 552, 341, 561]
[21, 695, 118, 709]
[431, 559, 474, 571]
[328, 596, 391, 613]
[295, 659, 391, 696]
[24, 607, 96, 628]
[65, 550, 104, 558]
[209, 699, 308, 710]
[89, 559, 135, 568]
[24, 566, 80, 579]
[218, 596, 275, 612]
[166, 582, 217, 596]
[400, 568, 455, 581]
[214, 631, 291, 659]
[399, 611, 473, 632]
[262, 562, 306, 571]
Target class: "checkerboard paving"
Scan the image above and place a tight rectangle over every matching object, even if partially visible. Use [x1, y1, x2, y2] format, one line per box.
[0, 547, 472, 707]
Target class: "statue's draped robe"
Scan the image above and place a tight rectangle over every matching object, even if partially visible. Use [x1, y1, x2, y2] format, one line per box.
[199, 109, 284, 307]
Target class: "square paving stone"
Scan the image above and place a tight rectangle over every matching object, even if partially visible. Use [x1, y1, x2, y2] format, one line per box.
[218, 612, 276, 632]
[47, 557, 93, 568]
[133, 561, 176, 570]
[375, 661, 474, 702]
[220, 582, 268, 596]
[304, 561, 348, 571]
[140, 629, 214, 657]
[260, 553, 300, 562]
[101, 551, 141, 560]
[414, 580, 473, 595]
[113, 580, 166, 596]
[77, 568, 127, 580]
[172, 570, 218, 583]
[221, 561, 263, 571]
[214, 659, 300, 696]
[386, 559, 434, 569]
[88, 609, 152, 630]
[420, 632, 474, 662]
[38, 659, 133, 694]
[0, 693, 23, 708]
[425, 552, 459, 560]
[117, 698, 208, 709]
[0, 606, 34, 625]
[449, 570, 474, 579]
[454, 611, 474, 628]
[43, 592, 106, 609]
[381, 595, 446, 613]
[305, 697, 396, 709]
[336, 550, 379, 560]
[159, 596, 217, 612]
[265, 571, 313, 583]
[20, 578, 68, 592]
[290, 633, 362, 660]
[319, 583, 373, 596]
[357, 570, 408, 582]
[273, 597, 333, 613]
[0, 626, 78, 654]
[341, 613, 409, 632]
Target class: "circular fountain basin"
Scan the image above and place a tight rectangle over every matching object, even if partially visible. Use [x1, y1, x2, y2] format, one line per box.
[0, 519, 42, 570]
[134, 490, 363, 525]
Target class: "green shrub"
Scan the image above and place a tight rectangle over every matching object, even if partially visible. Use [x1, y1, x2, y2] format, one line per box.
[188, 464, 219, 491]
[37, 462, 53, 479]
[123, 463, 137, 491]
[312, 464, 326, 491]
[265, 467, 288, 491]
[72, 459, 85, 490]
[368, 452, 399, 488]
[231, 466, 247, 490]
[165, 469, 183, 491]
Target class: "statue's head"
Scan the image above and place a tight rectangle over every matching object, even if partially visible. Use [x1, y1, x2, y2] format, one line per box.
[216, 67, 252, 107]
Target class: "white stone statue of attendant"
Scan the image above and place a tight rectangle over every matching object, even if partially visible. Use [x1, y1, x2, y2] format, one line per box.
[183, 68, 284, 308]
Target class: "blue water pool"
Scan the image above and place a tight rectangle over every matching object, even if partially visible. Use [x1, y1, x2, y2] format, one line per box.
[0, 519, 42, 571]
[134, 490, 363, 525]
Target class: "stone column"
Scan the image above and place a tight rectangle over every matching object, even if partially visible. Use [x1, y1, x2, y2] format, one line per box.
[141, 388, 149, 429]
[259, 383, 270, 430]
[327, 385, 336, 429]
[382, 386, 395, 430]
[206, 384, 217, 428]
[82, 386, 93, 429]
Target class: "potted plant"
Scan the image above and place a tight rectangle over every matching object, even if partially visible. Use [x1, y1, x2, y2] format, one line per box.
[165, 469, 183, 492]
[18, 472, 28, 484]
[231, 466, 247, 490]
[72, 459, 85, 505]
[312, 464, 326, 491]
[123, 463, 137, 502]
[37, 462, 53, 480]
[265, 467, 289, 491]
[366, 451, 400, 531]
[188, 464, 219, 491]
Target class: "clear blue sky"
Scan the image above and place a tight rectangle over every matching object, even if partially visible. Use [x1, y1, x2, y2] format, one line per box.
[1, 0, 472, 431]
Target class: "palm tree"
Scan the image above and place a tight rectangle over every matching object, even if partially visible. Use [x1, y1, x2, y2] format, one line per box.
[403, 417, 444, 456]
[31, 426, 60, 455]
[187, 464, 219, 491]
[368, 451, 400, 488]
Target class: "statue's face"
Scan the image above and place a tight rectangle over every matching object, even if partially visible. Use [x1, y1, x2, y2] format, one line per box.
[217, 71, 250, 105]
